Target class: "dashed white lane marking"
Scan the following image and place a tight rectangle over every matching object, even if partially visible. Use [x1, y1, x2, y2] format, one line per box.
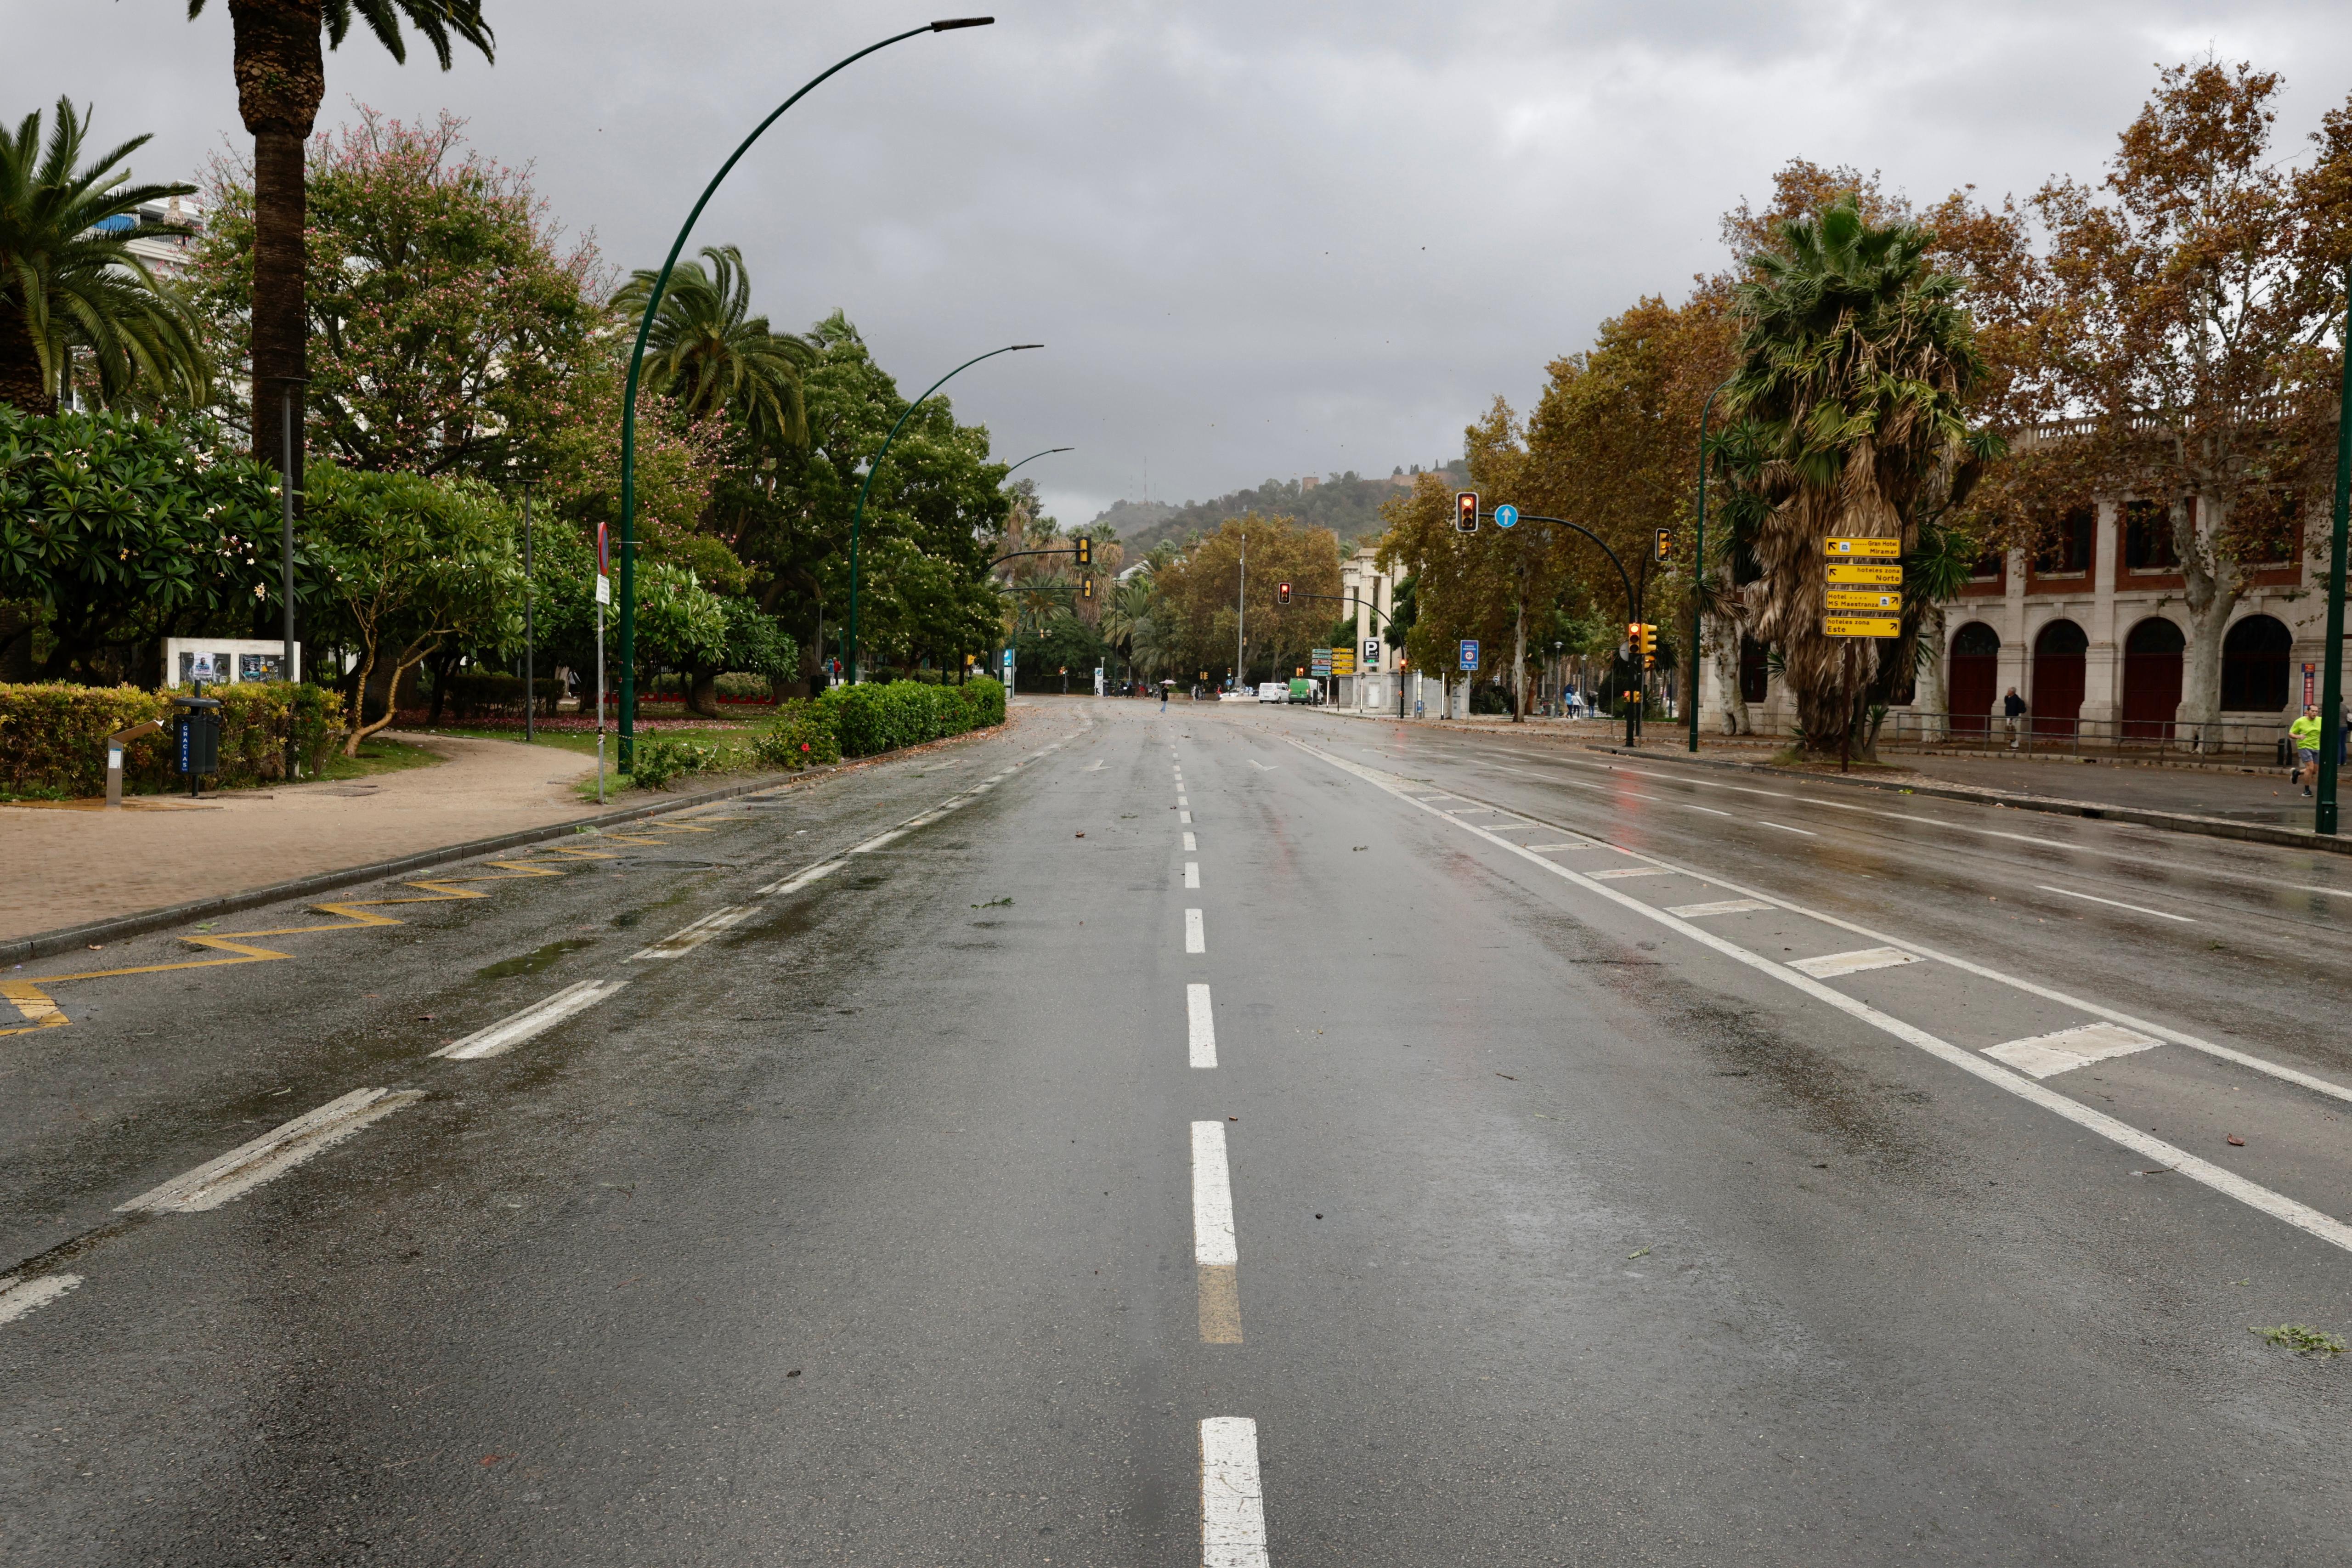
[1180, 795, 1190, 806]
[1200, 1416, 1271, 1568]
[435, 979, 629, 1060]
[632, 904, 758, 959]
[1789, 946, 1920, 979]
[849, 827, 906, 853]
[1685, 804, 1733, 817]
[1186, 862, 1202, 889]
[1184, 832, 1198, 852]
[1588, 867, 1672, 880]
[2036, 884, 2195, 923]
[1181, 811, 1193, 824]
[1188, 984, 1217, 1068]
[1758, 821, 1817, 837]
[1293, 735, 2352, 1257]
[0, 1274, 82, 1327]
[1666, 899, 1772, 917]
[755, 859, 842, 897]
[119, 1088, 425, 1214]
[1986, 1021, 2164, 1079]
[1186, 909, 1206, 953]
[1191, 1121, 1238, 1264]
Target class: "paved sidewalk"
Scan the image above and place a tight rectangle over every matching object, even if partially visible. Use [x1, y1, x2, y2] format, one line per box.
[0, 734, 598, 944]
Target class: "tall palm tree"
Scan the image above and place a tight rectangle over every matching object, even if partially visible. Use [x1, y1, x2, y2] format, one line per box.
[0, 98, 208, 414]
[1721, 195, 1994, 759]
[610, 245, 815, 450]
[186, 0, 493, 481]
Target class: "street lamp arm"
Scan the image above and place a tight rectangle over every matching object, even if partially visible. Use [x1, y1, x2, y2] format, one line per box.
[988, 545, 1082, 571]
[1495, 515, 1638, 628]
[1282, 588, 1400, 635]
[615, 18, 993, 763]
[1001, 446, 1074, 477]
[846, 342, 1043, 682]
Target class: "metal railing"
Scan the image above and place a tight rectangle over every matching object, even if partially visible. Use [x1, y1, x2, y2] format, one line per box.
[1874, 709, 2295, 762]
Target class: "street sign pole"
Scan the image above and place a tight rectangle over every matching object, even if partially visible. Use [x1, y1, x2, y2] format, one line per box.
[2318, 259, 2352, 835]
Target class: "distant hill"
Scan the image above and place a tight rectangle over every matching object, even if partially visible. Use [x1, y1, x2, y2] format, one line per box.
[1091, 464, 1467, 558]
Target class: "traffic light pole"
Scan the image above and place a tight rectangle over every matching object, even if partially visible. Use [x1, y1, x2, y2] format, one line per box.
[1481, 513, 1640, 747]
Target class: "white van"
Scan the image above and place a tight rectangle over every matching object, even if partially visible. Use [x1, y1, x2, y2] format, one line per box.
[1255, 682, 1288, 703]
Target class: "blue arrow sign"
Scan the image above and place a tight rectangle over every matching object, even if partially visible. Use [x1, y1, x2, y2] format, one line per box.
[1493, 503, 1519, 529]
[1459, 639, 1479, 671]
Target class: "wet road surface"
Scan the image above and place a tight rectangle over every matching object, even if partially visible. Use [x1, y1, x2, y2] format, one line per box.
[5, 697, 2351, 1565]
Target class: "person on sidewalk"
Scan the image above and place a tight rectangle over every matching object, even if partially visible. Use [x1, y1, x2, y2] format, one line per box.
[2003, 687, 2028, 749]
[2291, 705, 2324, 796]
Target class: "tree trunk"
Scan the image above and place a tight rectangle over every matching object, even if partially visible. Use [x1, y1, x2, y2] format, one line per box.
[687, 671, 721, 719]
[2174, 496, 2242, 746]
[228, 0, 325, 485]
[1510, 598, 1527, 721]
[0, 301, 56, 414]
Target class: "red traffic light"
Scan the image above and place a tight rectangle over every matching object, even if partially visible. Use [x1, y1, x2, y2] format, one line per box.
[1277, 582, 1292, 604]
[1455, 491, 1479, 532]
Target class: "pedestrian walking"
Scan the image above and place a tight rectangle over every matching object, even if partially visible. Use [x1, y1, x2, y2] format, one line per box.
[2002, 687, 2027, 749]
[2290, 704, 2324, 796]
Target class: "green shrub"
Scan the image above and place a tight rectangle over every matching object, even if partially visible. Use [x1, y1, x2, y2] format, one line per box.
[751, 698, 841, 770]
[626, 735, 723, 791]
[714, 672, 774, 698]
[0, 681, 344, 798]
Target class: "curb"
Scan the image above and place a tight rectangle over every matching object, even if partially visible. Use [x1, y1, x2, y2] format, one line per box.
[1583, 743, 2352, 858]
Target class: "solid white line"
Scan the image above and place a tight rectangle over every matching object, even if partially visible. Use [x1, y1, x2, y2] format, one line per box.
[2036, 884, 2195, 923]
[1184, 832, 1198, 852]
[1788, 946, 1920, 979]
[119, 1088, 425, 1213]
[755, 859, 842, 897]
[1588, 867, 1672, 880]
[1191, 1121, 1237, 1264]
[1288, 737, 2352, 1257]
[1200, 1416, 1270, 1568]
[1186, 862, 1202, 889]
[849, 827, 906, 853]
[1984, 1021, 2163, 1079]
[1667, 899, 1772, 917]
[1189, 984, 1217, 1069]
[0, 1274, 82, 1327]
[435, 979, 628, 1060]
[1758, 821, 1817, 837]
[631, 904, 758, 959]
[1186, 908, 1206, 954]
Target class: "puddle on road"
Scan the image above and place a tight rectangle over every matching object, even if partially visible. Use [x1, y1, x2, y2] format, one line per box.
[477, 939, 595, 979]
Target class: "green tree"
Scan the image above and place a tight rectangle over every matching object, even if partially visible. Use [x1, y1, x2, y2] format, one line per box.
[1720, 196, 1996, 759]
[188, 108, 596, 481]
[305, 459, 520, 751]
[1147, 513, 1341, 686]
[0, 98, 207, 414]
[183, 0, 493, 486]
[611, 245, 815, 452]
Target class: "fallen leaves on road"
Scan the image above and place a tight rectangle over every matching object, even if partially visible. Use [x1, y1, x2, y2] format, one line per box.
[2228, 1134, 2246, 1146]
[2250, 1324, 2346, 1357]
[1627, 1248, 1651, 1259]
[1074, 831, 1086, 838]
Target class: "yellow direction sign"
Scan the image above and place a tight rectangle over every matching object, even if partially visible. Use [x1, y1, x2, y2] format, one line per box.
[1824, 538, 1900, 559]
[1826, 561, 1902, 585]
[1825, 589, 1901, 613]
[1330, 650, 1357, 676]
[1824, 614, 1901, 638]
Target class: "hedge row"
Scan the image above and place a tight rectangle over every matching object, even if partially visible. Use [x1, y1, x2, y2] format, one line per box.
[0, 682, 345, 799]
[750, 677, 1003, 772]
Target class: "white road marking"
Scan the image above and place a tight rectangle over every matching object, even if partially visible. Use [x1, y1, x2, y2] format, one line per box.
[1666, 899, 1773, 917]
[119, 1088, 425, 1213]
[1526, 843, 1584, 851]
[1186, 908, 1206, 953]
[0, 1274, 82, 1327]
[1249, 760, 1277, 770]
[1181, 811, 1193, 824]
[631, 904, 758, 959]
[1189, 984, 1217, 1068]
[755, 860, 842, 896]
[1985, 1021, 2163, 1079]
[1191, 1121, 1237, 1264]
[435, 979, 628, 1060]
[1184, 832, 1198, 852]
[849, 827, 906, 853]
[1291, 737, 2352, 1257]
[1588, 867, 1672, 880]
[2036, 884, 2195, 923]
[1186, 862, 1202, 889]
[1685, 804, 1733, 817]
[1180, 795, 1190, 806]
[1200, 1416, 1270, 1568]
[1758, 821, 1817, 837]
[1789, 946, 1921, 979]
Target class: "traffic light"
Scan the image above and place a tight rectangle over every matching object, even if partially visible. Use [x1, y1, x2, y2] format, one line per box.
[1074, 536, 1092, 566]
[1455, 491, 1479, 532]
[1277, 581, 1292, 604]
[1081, 575, 1094, 600]
[1654, 528, 1673, 564]
[1635, 623, 1657, 668]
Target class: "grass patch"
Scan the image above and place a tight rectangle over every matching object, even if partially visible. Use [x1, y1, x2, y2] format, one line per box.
[2250, 1324, 2346, 1357]
[309, 736, 446, 783]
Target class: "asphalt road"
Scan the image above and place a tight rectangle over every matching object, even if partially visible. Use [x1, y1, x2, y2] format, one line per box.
[5, 695, 2352, 1565]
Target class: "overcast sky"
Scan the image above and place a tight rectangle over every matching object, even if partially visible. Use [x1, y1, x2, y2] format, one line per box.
[14, 2, 2352, 527]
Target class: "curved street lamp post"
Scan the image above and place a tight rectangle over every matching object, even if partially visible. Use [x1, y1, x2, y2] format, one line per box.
[615, 17, 995, 765]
